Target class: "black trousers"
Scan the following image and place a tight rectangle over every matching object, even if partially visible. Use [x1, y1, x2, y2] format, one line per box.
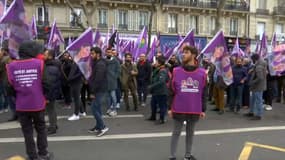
[62, 84, 72, 105]
[242, 84, 250, 107]
[137, 80, 148, 103]
[81, 83, 90, 112]
[70, 83, 84, 115]
[18, 110, 48, 160]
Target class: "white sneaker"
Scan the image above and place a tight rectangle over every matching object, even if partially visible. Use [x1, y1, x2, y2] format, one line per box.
[0, 110, 3, 114]
[116, 103, 120, 109]
[68, 114, 80, 121]
[141, 103, 146, 107]
[265, 105, 273, 111]
[109, 111, 117, 117]
[106, 109, 112, 114]
[4, 109, 8, 113]
[96, 127, 109, 137]
[79, 112, 87, 117]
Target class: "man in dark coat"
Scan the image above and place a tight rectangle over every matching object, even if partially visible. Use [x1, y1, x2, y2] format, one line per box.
[88, 47, 109, 137]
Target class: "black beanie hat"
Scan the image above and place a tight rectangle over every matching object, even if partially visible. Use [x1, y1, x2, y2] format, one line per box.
[18, 40, 44, 59]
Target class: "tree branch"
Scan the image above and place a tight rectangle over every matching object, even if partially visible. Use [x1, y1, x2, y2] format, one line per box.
[65, 0, 86, 31]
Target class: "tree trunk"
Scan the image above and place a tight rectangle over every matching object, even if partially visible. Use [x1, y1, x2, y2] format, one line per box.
[146, 0, 157, 56]
[215, 0, 227, 33]
[80, 0, 97, 28]
[65, 0, 86, 31]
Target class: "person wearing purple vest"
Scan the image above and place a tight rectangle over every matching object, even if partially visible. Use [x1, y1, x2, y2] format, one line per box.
[168, 46, 207, 160]
[6, 41, 53, 160]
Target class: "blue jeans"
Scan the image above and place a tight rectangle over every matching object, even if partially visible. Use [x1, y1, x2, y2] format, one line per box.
[150, 95, 167, 120]
[107, 90, 117, 111]
[229, 84, 244, 111]
[250, 91, 263, 117]
[91, 92, 106, 130]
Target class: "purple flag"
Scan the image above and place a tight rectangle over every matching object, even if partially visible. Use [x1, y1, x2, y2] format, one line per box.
[0, 0, 31, 58]
[94, 29, 103, 47]
[66, 27, 93, 79]
[134, 26, 148, 59]
[201, 30, 232, 85]
[167, 29, 195, 60]
[68, 36, 72, 46]
[258, 32, 268, 58]
[201, 30, 228, 57]
[178, 34, 183, 42]
[148, 38, 156, 63]
[47, 20, 64, 49]
[231, 38, 245, 57]
[269, 45, 285, 76]
[30, 15, 37, 39]
[271, 32, 277, 50]
[121, 40, 131, 54]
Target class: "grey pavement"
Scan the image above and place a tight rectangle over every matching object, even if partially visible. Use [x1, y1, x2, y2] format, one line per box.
[0, 99, 285, 160]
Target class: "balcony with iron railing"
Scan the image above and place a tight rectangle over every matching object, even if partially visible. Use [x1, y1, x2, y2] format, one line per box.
[273, 6, 285, 16]
[118, 24, 128, 30]
[101, 0, 153, 3]
[256, 8, 270, 15]
[168, 27, 178, 33]
[162, 0, 249, 11]
[97, 23, 108, 29]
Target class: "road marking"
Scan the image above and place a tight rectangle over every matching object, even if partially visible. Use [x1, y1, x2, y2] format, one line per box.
[0, 114, 144, 130]
[239, 142, 285, 160]
[1, 126, 285, 143]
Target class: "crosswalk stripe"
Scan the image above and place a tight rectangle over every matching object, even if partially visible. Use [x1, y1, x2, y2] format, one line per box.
[1, 126, 285, 143]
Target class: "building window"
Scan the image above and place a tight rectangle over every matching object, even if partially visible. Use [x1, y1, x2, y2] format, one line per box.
[275, 24, 283, 34]
[210, 16, 215, 34]
[36, 6, 49, 26]
[98, 9, 108, 28]
[258, 0, 266, 9]
[189, 15, 198, 34]
[70, 8, 82, 28]
[168, 13, 177, 33]
[118, 10, 128, 30]
[230, 18, 238, 36]
[257, 22, 265, 39]
[139, 11, 149, 30]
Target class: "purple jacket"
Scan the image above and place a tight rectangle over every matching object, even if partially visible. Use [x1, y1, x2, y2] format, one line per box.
[171, 67, 207, 115]
[6, 58, 46, 111]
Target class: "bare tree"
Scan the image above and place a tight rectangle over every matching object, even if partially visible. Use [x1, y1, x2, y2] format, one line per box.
[215, 0, 227, 33]
[80, 0, 99, 27]
[65, 0, 86, 31]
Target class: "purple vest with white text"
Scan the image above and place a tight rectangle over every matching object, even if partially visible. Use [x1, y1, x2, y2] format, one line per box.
[171, 67, 206, 114]
[6, 58, 46, 111]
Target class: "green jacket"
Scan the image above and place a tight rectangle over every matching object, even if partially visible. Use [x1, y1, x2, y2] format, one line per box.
[149, 66, 169, 96]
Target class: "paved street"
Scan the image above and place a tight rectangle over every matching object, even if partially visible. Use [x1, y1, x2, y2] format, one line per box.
[1, 99, 285, 160]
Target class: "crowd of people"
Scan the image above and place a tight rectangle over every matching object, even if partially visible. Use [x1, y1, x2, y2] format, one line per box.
[0, 40, 285, 160]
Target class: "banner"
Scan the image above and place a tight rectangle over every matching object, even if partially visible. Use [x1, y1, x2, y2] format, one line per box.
[47, 20, 64, 49]
[0, 0, 31, 58]
[66, 27, 93, 79]
[134, 26, 148, 60]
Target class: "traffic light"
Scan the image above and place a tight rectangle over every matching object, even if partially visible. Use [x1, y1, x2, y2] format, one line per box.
[37, 26, 51, 40]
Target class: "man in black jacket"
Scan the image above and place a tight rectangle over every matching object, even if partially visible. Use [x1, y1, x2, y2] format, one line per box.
[88, 47, 109, 137]
[43, 49, 62, 135]
[136, 53, 152, 107]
